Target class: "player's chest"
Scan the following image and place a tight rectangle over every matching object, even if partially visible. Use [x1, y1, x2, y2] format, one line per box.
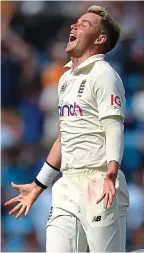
[58, 75, 95, 117]
[59, 75, 93, 105]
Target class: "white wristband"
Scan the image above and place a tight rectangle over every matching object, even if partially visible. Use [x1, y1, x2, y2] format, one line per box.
[36, 162, 59, 188]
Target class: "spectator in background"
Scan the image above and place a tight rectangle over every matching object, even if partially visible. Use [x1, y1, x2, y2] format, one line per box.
[127, 166, 144, 231]
[127, 165, 144, 250]
[39, 41, 68, 143]
[19, 85, 44, 144]
[41, 41, 67, 88]
[132, 224, 144, 251]
[1, 110, 23, 150]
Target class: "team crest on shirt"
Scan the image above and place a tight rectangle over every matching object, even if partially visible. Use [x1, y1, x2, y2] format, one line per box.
[77, 79, 86, 98]
[48, 206, 53, 221]
[60, 82, 68, 94]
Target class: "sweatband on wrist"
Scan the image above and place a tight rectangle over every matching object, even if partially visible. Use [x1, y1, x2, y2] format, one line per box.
[35, 162, 59, 189]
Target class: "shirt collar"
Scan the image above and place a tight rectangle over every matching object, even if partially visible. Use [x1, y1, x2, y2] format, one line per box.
[64, 54, 105, 70]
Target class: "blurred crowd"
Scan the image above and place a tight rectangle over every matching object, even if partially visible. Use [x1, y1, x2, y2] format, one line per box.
[1, 1, 144, 252]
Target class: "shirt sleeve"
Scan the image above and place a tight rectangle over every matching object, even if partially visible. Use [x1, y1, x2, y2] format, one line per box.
[101, 116, 124, 165]
[94, 68, 125, 120]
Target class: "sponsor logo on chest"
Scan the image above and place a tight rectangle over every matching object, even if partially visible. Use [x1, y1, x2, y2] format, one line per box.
[58, 101, 83, 116]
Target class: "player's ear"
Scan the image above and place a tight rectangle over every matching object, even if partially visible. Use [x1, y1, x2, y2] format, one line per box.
[94, 33, 107, 46]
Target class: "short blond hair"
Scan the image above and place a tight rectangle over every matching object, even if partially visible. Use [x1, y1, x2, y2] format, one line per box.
[88, 5, 120, 53]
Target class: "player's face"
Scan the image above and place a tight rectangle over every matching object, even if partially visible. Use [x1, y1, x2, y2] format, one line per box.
[65, 13, 101, 57]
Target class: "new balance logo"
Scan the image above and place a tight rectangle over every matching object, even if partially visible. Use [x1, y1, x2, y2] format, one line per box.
[92, 216, 101, 222]
[78, 79, 86, 97]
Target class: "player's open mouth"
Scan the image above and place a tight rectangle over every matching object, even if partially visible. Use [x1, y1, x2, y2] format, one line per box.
[69, 33, 77, 42]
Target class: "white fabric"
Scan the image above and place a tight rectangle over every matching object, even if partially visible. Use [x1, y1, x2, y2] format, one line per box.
[58, 54, 125, 171]
[101, 116, 124, 165]
[46, 169, 129, 252]
[30, 188, 52, 250]
[36, 162, 59, 187]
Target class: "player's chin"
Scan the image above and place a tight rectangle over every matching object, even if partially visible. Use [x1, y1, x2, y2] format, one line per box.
[65, 47, 81, 58]
[65, 41, 77, 54]
[65, 46, 74, 54]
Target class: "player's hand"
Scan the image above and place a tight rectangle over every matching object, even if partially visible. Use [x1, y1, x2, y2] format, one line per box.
[96, 171, 117, 209]
[4, 182, 44, 219]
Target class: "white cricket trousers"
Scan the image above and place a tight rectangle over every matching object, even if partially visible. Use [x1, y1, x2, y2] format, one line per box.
[46, 168, 129, 252]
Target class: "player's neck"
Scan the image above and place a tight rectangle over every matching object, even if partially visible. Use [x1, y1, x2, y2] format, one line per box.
[71, 50, 98, 70]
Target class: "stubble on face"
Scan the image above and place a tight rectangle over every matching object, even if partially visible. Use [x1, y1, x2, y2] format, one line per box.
[65, 12, 101, 58]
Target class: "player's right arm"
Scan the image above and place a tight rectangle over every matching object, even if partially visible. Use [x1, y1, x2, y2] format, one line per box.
[4, 122, 61, 219]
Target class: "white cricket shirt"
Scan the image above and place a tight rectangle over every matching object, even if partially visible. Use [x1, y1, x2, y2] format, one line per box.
[58, 54, 125, 171]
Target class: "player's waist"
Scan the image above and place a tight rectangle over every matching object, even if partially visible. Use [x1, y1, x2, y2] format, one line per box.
[61, 165, 108, 176]
[61, 167, 124, 184]
[61, 146, 106, 170]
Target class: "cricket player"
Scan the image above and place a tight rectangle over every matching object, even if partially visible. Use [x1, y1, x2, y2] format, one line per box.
[5, 5, 130, 252]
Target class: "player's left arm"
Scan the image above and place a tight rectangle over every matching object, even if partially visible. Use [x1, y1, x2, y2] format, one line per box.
[101, 115, 124, 175]
[97, 116, 124, 208]
[94, 68, 125, 208]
